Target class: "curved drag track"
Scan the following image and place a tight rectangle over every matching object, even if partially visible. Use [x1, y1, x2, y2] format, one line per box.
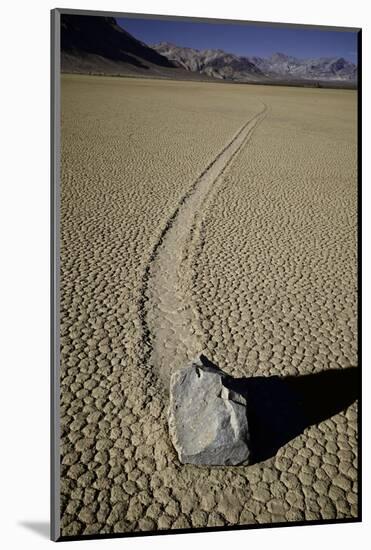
[145, 105, 267, 382]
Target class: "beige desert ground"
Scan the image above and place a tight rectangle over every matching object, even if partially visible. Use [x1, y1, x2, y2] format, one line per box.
[60, 74, 358, 536]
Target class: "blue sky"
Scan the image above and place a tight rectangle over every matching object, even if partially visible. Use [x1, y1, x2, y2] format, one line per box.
[117, 18, 358, 63]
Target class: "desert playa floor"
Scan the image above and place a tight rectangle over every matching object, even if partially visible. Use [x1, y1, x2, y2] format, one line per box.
[59, 74, 358, 536]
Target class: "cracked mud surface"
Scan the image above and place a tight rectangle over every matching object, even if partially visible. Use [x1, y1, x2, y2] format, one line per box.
[59, 75, 358, 537]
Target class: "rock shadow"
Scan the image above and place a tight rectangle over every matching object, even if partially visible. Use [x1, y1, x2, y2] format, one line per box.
[199, 355, 358, 464]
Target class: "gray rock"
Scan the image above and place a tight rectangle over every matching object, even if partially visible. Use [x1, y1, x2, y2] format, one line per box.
[168, 356, 250, 466]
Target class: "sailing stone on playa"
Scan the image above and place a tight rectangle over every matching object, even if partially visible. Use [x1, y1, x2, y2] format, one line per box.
[168, 356, 250, 466]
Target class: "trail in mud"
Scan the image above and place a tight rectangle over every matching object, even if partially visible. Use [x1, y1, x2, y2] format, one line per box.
[144, 104, 267, 383]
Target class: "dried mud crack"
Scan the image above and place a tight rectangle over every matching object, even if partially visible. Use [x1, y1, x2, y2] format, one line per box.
[60, 77, 357, 537]
[143, 104, 267, 383]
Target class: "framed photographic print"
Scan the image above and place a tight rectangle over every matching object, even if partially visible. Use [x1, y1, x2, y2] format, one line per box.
[51, 7, 361, 542]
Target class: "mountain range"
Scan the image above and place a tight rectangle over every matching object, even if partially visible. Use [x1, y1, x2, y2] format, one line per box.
[153, 42, 357, 83]
[60, 15, 357, 87]
[61, 15, 208, 81]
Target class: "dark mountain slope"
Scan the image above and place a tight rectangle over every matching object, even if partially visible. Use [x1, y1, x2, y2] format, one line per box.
[61, 14, 195, 78]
